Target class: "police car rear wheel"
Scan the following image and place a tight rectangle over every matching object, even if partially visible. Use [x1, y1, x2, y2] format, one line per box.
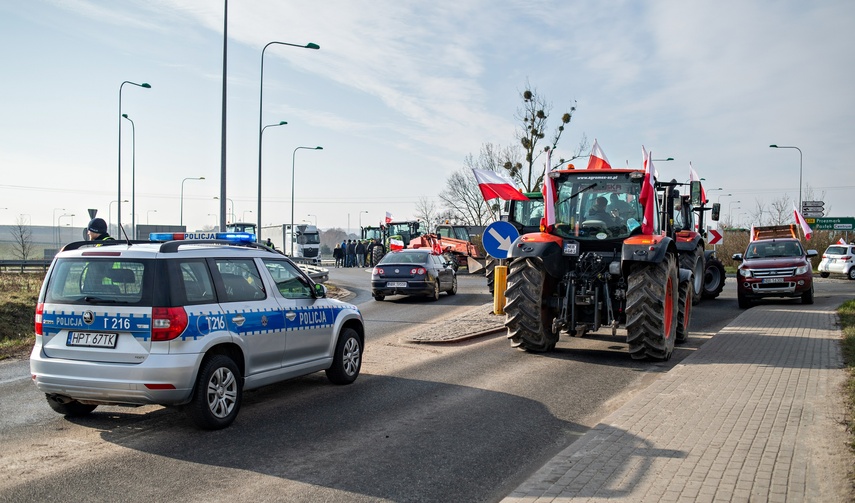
[186, 354, 242, 430]
[326, 328, 361, 385]
[45, 394, 97, 417]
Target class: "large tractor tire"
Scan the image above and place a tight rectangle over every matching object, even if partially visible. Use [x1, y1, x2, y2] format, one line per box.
[485, 257, 497, 294]
[371, 246, 386, 267]
[504, 257, 559, 353]
[701, 256, 726, 299]
[676, 274, 693, 343]
[626, 254, 679, 360]
[680, 246, 704, 305]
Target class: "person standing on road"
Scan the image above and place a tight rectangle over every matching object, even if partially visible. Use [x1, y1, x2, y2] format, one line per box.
[333, 243, 342, 268]
[366, 239, 376, 267]
[355, 240, 366, 267]
[346, 239, 356, 267]
[86, 218, 113, 242]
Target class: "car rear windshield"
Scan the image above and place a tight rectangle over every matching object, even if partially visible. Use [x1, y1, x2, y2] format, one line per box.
[825, 246, 848, 255]
[379, 252, 429, 265]
[45, 258, 152, 306]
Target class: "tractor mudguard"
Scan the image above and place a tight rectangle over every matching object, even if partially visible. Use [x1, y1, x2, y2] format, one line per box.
[621, 235, 674, 267]
[674, 230, 704, 253]
[508, 232, 567, 278]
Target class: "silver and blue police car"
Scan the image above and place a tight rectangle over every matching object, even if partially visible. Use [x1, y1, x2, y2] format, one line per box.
[30, 232, 364, 430]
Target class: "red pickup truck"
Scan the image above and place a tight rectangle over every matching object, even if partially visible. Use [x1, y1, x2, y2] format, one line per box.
[732, 225, 818, 309]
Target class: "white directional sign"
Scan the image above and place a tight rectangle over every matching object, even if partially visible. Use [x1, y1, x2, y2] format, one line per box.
[482, 221, 520, 259]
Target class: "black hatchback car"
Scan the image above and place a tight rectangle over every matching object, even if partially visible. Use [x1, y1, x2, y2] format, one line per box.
[371, 249, 457, 301]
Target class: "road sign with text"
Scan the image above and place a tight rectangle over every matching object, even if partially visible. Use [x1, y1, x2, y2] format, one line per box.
[805, 217, 855, 231]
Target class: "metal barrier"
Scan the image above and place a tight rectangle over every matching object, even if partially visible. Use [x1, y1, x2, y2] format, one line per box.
[0, 259, 51, 273]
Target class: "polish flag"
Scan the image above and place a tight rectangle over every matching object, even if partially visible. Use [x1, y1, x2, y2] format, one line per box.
[586, 139, 612, 170]
[639, 147, 657, 235]
[385, 212, 392, 224]
[542, 150, 556, 230]
[471, 169, 529, 201]
[689, 163, 707, 203]
[839, 238, 847, 245]
[793, 203, 812, 240]
[390, 238, 404, 250]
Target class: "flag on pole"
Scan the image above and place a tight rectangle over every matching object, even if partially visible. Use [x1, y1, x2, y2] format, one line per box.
[793, 203, 812, 240]
[586, 139, 612, 170]
[689, 163, 707, 203]
[839, 238, 847, 245]
[385, 212, 392, 224]
[542, 150, 556, 230]
[639, 146, 657, 235]
[471, 169, 529, 201]
[389, 238, 404, 250]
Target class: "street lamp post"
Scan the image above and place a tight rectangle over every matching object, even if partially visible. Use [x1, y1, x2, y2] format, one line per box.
[257, 120, 287, 241]
[307, 214, 317, 226]
[358, 211, 368, 231]
[118, 80, 150, 236]
[53, 207, 65, 250]
[58, 213, 75, 244]
[121, 113, 137, 238]
[213, 197, 235, 223]
[717, 193, 733, 204]
[291, 146, 323, 256]
[728, 201, 741, 214]
[242, 210, 253, 221]
[108, 199, 128, 237]
[769, 145, 803, 210]
[258, 40, 319, 241]
[147, 210, 157, 224]
[180, 177, 205, 227]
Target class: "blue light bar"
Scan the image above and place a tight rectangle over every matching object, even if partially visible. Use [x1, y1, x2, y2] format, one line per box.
[149, 232, 256, 243]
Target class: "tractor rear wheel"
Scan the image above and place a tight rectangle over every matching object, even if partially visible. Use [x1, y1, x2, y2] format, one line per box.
[626, 254, 679, 360]
[676, 274, 692, 343]
[504, 257, 559, 353]
[701, 256, 726, 299]
[485, 257, 497, 294]
[371, 247, 385, 268]
[680, 246, 704, 305]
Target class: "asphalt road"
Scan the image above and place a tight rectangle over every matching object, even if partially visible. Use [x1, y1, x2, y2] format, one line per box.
[0, 270, 850, 502]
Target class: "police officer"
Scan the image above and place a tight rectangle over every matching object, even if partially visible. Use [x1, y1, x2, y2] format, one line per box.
[86, 218, 113, 241]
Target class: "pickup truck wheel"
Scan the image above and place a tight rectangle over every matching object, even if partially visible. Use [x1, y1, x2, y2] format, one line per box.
[738, 293, 752, 309]
[504, 257, 559, 353]
[185, 354, 242, 430]
[626, 254, 679, 361]
[801, 284, 814, 304]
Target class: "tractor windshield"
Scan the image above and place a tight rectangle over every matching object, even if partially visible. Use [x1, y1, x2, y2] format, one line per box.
[551, 171, 646, 241]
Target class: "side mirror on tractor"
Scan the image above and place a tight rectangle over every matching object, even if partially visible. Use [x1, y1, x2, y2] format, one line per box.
[711, 203, 721, 221]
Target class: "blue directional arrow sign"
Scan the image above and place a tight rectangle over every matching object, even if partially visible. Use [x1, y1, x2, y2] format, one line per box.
[483, 221, 520, 259]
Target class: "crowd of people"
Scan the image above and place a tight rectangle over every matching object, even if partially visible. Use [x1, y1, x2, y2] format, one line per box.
[333, 238, 386, 268]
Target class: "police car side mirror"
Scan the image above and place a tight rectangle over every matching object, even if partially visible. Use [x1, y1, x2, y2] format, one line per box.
[314, 283, 327, 298]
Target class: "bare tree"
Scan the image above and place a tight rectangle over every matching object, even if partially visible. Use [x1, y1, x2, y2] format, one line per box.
[10, 214, 34, 261]
[509, 81, 580, 191]
[414, 197, 439, 233]
[439, 168, 492, 226]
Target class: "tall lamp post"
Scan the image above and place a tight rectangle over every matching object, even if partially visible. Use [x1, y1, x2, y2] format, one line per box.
[291, 146, 323, 256]
[109, 199, 128, 237]
[769, 144, 803, 210]
[180, 176, 205, 227]
[58, 213, 75, 244]
[258, 40, 319, 240]
[213, 197, 235, 223]
[358, 210, 368, 231]
[307, 214, 317, 226]
[242, 210, 253, 221]
[118, 80, 150, 236]
[53, 207, 65, 250]
[257, 120, 287, 240]
[147, 209, 157, 224]
[121, 113, 137, 238]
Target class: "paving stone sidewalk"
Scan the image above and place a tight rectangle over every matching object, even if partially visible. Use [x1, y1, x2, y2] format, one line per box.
[502, 295, 854, 502]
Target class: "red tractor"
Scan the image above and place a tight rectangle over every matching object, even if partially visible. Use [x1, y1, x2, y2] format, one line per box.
[503, 168, 693, 360]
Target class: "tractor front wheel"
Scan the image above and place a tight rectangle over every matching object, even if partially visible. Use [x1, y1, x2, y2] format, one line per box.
[626, 254, 679, 360]
[504, 257, 559, 353]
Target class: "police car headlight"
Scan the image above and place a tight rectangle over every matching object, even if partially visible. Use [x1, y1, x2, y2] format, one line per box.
[795, 264, 810, 275]
[739, 268, 753, 278]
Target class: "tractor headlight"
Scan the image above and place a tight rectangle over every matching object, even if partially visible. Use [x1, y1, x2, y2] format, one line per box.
[609, 261, 621, 276]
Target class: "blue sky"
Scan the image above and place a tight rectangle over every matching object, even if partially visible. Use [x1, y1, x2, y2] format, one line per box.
[1, 0, 853, 235]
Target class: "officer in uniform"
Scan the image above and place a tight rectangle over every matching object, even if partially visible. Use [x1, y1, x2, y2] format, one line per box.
[86, 218, 113, 242]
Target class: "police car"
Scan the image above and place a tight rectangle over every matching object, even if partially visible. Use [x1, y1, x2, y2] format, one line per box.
[30, 232, 364, 430]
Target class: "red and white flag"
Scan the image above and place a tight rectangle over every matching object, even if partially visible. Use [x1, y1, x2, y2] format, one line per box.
[793, 203, 812, 240]
[389, 238, 404, 250]
[385, 212, 392, 224]
[639, 146, 657, 235]
[542, 150, 556, 230]
[838, 238, 847, 245]
[689, 163, 707, 203]
[586, 139, 612, 170]
[471, 169, 528, 201]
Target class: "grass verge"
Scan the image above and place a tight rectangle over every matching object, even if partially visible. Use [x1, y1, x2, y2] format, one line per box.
[839, 300, 855, 453]
[0, 273, 42, 360]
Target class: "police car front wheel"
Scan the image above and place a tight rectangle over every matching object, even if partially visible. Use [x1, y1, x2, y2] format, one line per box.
[326, 328, 362, 385]
[186, 354, 243, 430]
